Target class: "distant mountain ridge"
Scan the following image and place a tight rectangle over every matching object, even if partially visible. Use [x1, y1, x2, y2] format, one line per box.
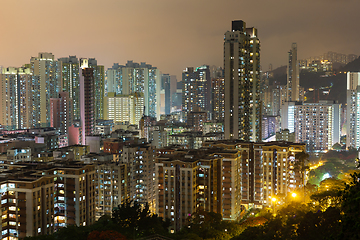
[266, 57, 360, 105]
[341, 57, 360, 72]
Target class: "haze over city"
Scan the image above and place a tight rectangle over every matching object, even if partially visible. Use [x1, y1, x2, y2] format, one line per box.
[1, 0, 360, 239]
[1, 0, 360, 77]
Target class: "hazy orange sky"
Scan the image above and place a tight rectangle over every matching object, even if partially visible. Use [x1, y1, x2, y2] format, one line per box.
[0, 0, 359, 79]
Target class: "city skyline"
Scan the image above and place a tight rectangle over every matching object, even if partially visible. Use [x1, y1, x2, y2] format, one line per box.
[1, 0, 360, 80]
[0, 1, 359, 238]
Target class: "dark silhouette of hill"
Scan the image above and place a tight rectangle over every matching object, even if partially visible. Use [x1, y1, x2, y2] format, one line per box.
[341, 56, 360, 72]
[268, 65, 287, 85]
[271, 65, 287, 77]
[299, 72, 346, 104]
[266, 57, 360, 105]
[268, 68, 347, 105]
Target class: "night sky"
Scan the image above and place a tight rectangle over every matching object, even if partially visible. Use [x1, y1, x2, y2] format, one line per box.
[0, 0, 359, 79]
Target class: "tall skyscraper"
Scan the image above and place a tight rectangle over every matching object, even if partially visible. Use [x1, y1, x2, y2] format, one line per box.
[58, 56, 80, 121]
[210, 67, 224, 122]
[162, 74, 171, 115]
[30, 53, 61, 127]
[346, 72, 360, 149]
[106, 61, 161, 119]
[0, 67, 32, 130]
[287, 43, 299, 101]
[88, 58, 105, 121]
[59, 57, 104, 122]
[50, 92, 72, 146]
[211, 77, 224, 121]
[182, 66, 211, 120]
[80, 66, 95, 145]
[224, 20, 261, 141]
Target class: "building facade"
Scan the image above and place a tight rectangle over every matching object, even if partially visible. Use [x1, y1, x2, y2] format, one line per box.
[287, 43, 299, 102]
[182, 66, 211, 120]
[58, 56, 80, 121]
[346, 72, 360, 149]
[0, 67, 32, 130]
[122, 144, 156, 213]
[0, 162, 96, 238]
[211, 77, 225, 122]
[104, 93, 144, 126]
[30, 53, 61, 128]
[106, 61, 161, 119]
[224, 20, 261, 141]
[281, 101, 341, 151]
[80, 68, 95, 145]
[156, 141, 306, 232]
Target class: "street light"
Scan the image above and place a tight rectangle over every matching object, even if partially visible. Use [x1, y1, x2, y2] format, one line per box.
[291, 192, 297, 198]
[271, 197, 277, 215]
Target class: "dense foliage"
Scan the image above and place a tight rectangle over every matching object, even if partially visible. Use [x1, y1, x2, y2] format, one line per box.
[308, 149, 357, 185]
[23, 200, 170, 240]
[233, 172, 360, 240]
[173, 210, 246, 240]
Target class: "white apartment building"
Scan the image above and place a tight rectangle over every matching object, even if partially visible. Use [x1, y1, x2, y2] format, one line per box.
[281, 101, 341, 151]
[346, 72, 360, 149]
[104, 93, 144, 126]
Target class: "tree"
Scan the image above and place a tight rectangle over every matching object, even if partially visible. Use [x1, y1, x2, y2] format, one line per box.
[187, 210, 223, 239]
[87, 230, 127, 240]
[295, 151, 310, 200]
[178, 210, 244, 240]
[338, 172, 360, 239]
[112, 200, 170, 238]
[332, 143, 342, 150]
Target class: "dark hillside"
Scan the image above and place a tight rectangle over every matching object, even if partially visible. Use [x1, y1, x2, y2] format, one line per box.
[341, 57, 360, 72]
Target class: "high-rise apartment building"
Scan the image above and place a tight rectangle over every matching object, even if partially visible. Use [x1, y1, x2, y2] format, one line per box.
[155, 150, 222, 232]
[94, 161, 129, 220]
[122, 144, 156, 213]
[162, 74, 171, 115]
[346, 72, 360, 149]
[59, 57, 104, 122]
[282, 101, 341, 151]
[50, 92, 72, 146]
[211, 77, 224, 122]
[50, 92, 72, 134]
[299, 52, 357, 71]
[262, 83, 287, 116]
[224, 20, 261, 141]
[0, 162, 96, 238]
[203, 141, 306, 207]
[86, 58, 105, 121]
[58, 56, 80, 121]
[30, 53, 61, 128]
[182, 66, 211, 120]
[156, 141, 306, 231]
[106, 61, 161, 119]
[0, 67, 32, 130]
[187, 111, 207, 132]
[160, 74, 177, 115]
[79, 67, 95, 145]
[287, 43, 299, 102]
[104, 92, 144, 126]
[261, 143, 305, 204]
[262, 115, 281, 140]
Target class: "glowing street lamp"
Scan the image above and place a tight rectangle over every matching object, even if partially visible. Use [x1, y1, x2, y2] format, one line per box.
[271, 197, 277, 214]
[291, 192, 297, 198]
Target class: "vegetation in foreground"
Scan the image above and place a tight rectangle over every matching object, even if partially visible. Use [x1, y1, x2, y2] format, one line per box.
[234, 172, 360, 240]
